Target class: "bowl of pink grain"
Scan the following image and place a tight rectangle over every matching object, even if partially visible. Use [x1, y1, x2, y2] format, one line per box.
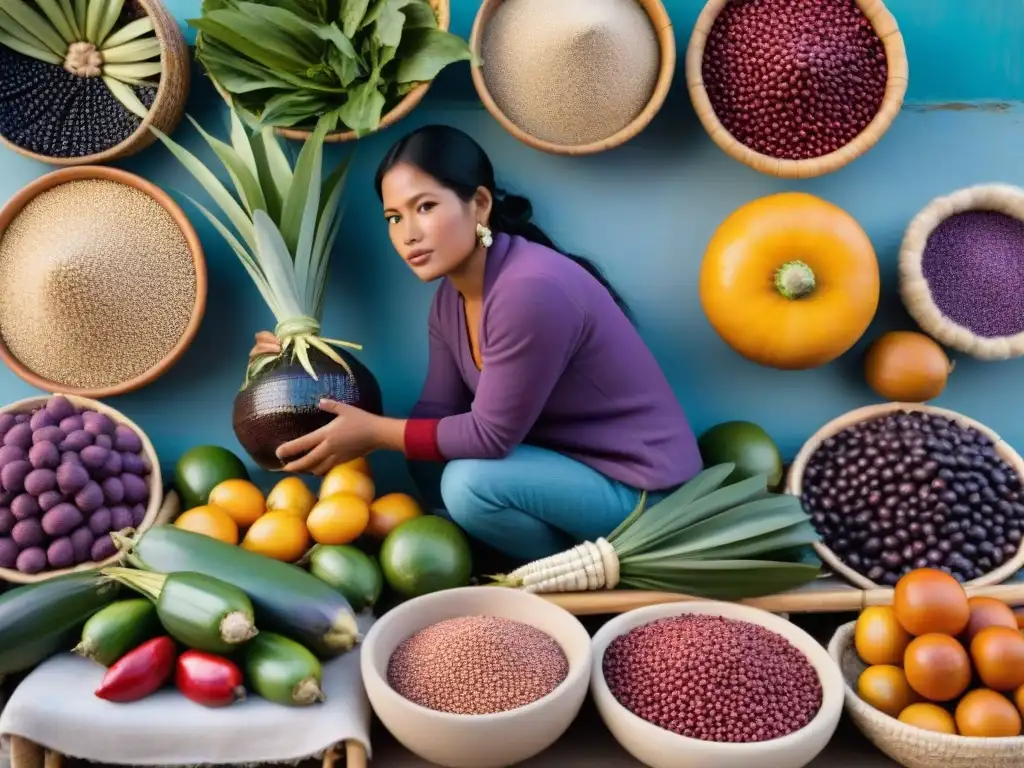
[590, 601, 845, 768]
[359, 586, 592, 768]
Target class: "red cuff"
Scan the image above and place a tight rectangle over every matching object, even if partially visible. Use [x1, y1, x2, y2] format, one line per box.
[404, 419, 444, 462]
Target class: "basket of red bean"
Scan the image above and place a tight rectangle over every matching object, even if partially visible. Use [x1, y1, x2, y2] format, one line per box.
[0, 393, 162, 584]
[686, 0, 908, 178]
[590, 602, 844, 768]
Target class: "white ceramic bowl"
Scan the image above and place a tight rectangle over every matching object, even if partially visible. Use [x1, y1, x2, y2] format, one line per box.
[591, 601, 845, 768]
[360, 586, 592, 768]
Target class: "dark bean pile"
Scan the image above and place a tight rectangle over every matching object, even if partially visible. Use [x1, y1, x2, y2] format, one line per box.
[0, 46, 156, 159]
[803, 410, 1024, 585]
[603, 615, 822, 743]
[701, 0, 888, 160]
[921, 211, 1024, 339]
[387, 615, 569, 716]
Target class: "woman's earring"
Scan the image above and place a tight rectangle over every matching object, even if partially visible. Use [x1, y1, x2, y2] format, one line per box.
[476, 222, 493, 248]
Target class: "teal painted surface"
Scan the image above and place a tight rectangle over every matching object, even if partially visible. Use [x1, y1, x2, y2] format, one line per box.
[2, 1, 1024, 495]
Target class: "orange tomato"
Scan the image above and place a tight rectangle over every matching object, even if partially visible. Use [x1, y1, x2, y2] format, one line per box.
[903, 634, 972, 702]
[319, 464, 375, 503]
[367, 493, 424, 540]
[174, 505, 239, 545]
[893, 568, 970, 637]
[955, 689, 1022, 737]
[207, 479, 265, 528]
[307, 492, 371, 545]
[970, 626, 1024, 692]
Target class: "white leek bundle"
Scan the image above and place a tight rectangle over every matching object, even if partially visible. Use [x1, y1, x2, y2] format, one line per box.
[490, 463, 822, 599]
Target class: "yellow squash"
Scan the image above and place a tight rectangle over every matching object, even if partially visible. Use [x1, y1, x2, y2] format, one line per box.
[700, 192, 880, 370]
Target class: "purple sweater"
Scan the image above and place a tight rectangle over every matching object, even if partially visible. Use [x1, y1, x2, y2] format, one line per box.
[404, 233, 703, 491]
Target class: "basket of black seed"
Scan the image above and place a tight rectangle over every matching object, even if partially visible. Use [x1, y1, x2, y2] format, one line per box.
[787, 403, 1024, 590]
[0, 0, 188, 165]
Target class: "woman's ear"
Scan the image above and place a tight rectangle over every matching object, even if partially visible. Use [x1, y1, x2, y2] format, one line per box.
[473, 185, 494, 226]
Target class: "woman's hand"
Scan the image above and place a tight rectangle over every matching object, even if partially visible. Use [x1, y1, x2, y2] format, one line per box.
[250, 331, 282, 361]
[277, 400, 382, 476]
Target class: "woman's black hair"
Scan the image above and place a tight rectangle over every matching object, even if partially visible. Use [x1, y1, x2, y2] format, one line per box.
[374, 124, 631, 318]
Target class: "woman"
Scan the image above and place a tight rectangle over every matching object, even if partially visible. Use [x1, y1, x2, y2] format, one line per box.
[254, 125, 703, 562]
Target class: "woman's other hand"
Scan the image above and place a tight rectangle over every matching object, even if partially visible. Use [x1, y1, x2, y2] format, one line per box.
[250, 331, 282, 361]
[277, 400, 380, 476]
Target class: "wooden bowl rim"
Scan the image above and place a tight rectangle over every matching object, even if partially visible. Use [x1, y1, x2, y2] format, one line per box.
[0, 165, 207, 398]
[898, 182, 1024, 360]
[785, 402, 1024, 590]
[0, 0, 189, 165]
[0, 393, 164, 585]
[468, 0, 676, 156]
[685, 0, 908, 179]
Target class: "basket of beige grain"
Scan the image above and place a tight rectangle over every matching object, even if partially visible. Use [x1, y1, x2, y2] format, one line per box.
[0, 166, 206, 398]
[470, 0, 675, 155]
[686, 0, 908, 178]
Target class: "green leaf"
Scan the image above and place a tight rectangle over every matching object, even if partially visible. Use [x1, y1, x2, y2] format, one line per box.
[313, 214, 341, 318]
[249, 132, 285, 223]
[606, 492, 647, 543]
[685, 521, 821, 562]
[103, 61, 161, 79]
[373, 0, 411, 48]
[188, 14, 311, 72]
[56, 0, 79, 39]
[339, 0, 368, 38]
[259, 90, 332, 127]
[358, 0, 383, 29]
[73, 0, 85, 32]
[32, 0, 76, 43]
[279, 116, 329, 260]
[257, 126, 294, 209]
[400, 0, 434, 29]
[618, 561, 821, 599]
[101, 16, 154, 48]
[100, 37, 161, 61]
[0, 0, 68, 55]
[95, 0, 125, 47]
[335, 76, 385, 135]
[327, 44, 360, 87]
[291, 131, 324, 308]
[102, 76, 149, 117]
[309, 154, 350, 309]
[84, 0, 106, 42]
[228, 107, 260, 184]
[0, 7, 58, 53]
[394, 27, 473, 83]
[235, 2, 358, 61]
[0, 26, 60, 63]
[199, 43, 296, 93]
[253, 209, 304, 318]
[187, 115, 266, 216]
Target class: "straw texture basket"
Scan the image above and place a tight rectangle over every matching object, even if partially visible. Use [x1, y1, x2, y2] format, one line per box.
[0, 394, 163, 585]
[900, 183, 1024, 361]
[469, 0, 675, 156]
[686, 0, 908, 178]
[828, 621, 1024, 767]
[0, 0, 189, 166]
[786, 402, 1024, 590]
[0, 165, 207, 398]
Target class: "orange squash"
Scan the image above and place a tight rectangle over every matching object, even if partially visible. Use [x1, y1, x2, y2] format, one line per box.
[700, 192, 880, 370]
[864, 331, 952, 402]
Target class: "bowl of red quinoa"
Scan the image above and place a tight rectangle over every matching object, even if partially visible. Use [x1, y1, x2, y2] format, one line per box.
[360, 586, 592, 768]
[590, 601, 844, 768]
[899, 183, 1024, 361]
[686, 0, 908, 178]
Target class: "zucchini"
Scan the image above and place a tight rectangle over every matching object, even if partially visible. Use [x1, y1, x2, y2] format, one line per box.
[0, 571, 120, 680]
[73, 598, 161, 666]
[121, 526, 358, 657]
[102, 567, 257, 654]
[244, 632, 325, 707]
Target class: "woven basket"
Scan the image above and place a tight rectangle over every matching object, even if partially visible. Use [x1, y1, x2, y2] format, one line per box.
[786, 402, 1024, 590]
[204, 0, 449, 144]
[469, 0, 676, 156]
[686, 0, 908, 178]
[0, 165, 207, 398]
[900, 183, 1024, 361]
[828, 621, 1024, 767]
[0, 394, 163, 585]
[0, 0, 189, 166]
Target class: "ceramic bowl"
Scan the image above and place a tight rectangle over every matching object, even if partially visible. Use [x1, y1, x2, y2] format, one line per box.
[590, 601, 845, 768]
[360, 586, 592, 768]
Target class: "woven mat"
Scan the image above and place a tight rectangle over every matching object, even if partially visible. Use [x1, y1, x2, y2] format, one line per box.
[0, 615, 374, 767]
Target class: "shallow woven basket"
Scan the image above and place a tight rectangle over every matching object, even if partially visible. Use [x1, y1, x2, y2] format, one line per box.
[0, 394, 163, 585]
[204, 0, 448, 144]
[900, 183, 1024, 361]
[686, 0, 908, 178]
[828, 621, 1024, 767]
[0, 0, 189, 166]
[786, 402, 1024, 589]
[0, 165, 207, 398]
[469, 0, 676, 156]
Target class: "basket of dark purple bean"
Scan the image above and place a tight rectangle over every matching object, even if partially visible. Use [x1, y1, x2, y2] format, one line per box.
[900, 183, 1024, 361]
[590, 601, 844, 768]
[686, 0, 908, 178]
[787, 402, 1024, 590]
[0, 393, 162, 584]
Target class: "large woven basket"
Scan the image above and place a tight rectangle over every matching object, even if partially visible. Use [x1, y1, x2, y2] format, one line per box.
[829, 621, 1024, 767]
[686, 0, 908, 178]
[0, 0, 189, 166]
[0, 394, 163, 585]
[786, 402, 1024, 590]
[900, 183, 1024, 361]
[469, 0, 675, 156]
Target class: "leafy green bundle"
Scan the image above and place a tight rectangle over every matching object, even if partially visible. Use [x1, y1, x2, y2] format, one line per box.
[190, 0, 475, 136]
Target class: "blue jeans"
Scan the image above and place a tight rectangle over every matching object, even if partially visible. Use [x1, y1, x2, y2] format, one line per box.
[409, 445, 665, 562]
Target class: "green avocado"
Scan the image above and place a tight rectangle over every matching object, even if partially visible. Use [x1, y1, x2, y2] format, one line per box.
[174, 445, 249, 510]
[697, 421, 785, 490]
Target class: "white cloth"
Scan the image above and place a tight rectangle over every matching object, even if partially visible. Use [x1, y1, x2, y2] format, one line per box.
[0, 615, 374, 766]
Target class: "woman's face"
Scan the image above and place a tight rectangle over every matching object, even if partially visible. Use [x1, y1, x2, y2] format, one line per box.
[381, 162, 490, 282]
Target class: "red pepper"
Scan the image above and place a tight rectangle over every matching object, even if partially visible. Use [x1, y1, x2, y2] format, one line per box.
[95, 636, 176, 703]
[175, 650, 246, 707]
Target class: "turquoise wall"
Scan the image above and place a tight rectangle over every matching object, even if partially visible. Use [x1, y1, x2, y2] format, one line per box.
[1, 0, 1024, 496]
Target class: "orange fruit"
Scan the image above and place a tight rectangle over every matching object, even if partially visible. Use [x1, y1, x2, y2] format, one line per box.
[207, 479, 265, 528]
[855, 606, 912, 666]
[341, 456, 372, 478]
[970, 626, 1024, 692]
[904, 633, 972, 702]
[857, 665, 919, 718]
[367, 493, 424, 539]
[307, 492, 370, 545]
[174, 505, 239, 545]
[898, 703, 957, 734]
[955, 689, 1023, 737]
[893, 568, 970, 637]
[266, 476, 316, 520]
[963, 596, 1018, 644]
[242, 510, 310, 562]
[319, 464, 375, 504]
